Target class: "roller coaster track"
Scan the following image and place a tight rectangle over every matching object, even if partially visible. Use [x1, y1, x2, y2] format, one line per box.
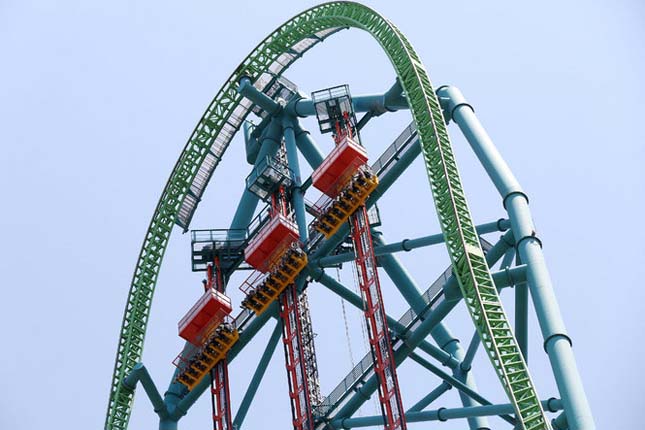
[105, 2, 549, 430]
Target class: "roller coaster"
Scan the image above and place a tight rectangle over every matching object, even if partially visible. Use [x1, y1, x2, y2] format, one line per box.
[104, 2, 595, 430]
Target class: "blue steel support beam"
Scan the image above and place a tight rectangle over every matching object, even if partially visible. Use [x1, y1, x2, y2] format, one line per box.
[552, 412, 569, 430]
[243, 120, 261, 165]
[438, 85, 594, 430]
[233, 322, 283, 428]
[328, 235, 513, 424]
[238, 77, 281, 115]
[408, 382, 451, 413]
[515, 253, 529, 361]
[123, 363, 169, 420]
[229, 117, 283, 232]
[372, 231, 426, 312]
[283, 116, 308, 240]
[294, 120, 325, 169]
[287, 84, 408, 118]
[314, 219, 510, 268]
[332, 399, 563, 429]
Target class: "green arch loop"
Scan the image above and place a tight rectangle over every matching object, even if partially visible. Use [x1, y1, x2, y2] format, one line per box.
[105, 2, 548, 430]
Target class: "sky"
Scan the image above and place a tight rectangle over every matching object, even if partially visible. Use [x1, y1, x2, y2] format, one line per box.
[0, 1, 644, 429]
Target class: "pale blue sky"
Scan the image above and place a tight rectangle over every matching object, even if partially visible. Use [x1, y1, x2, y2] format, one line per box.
[1, 1, 643, 429]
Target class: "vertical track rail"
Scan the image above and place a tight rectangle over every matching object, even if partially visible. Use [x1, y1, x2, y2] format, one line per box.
[298, 291, 323, 407]
[207, 261, 234, 430]
[350, 206, 406, 430]
[281, 285, 315, 430]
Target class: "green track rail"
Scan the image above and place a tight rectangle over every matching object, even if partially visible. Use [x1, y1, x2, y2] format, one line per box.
[105, 2, 549, 430]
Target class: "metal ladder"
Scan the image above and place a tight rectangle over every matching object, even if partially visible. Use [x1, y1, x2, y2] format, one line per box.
[206, 259, 233, 430]
[280, 285, 316, 430]
[350, 206, 406, 430]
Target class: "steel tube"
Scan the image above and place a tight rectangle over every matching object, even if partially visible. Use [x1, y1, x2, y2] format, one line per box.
[314, 219, 509, 267]
[289, 93, 408, 118]
[438, 85, 594, 430]
[515, 253, 529, 361]
[407, 382, 451, 412]
[294, 121, 325, 169]
[332, 399, 563, 429]
[229, 118, 282, 232]
[233, 323, 282, 428]
[238, 77, 280, 115]
[123, 363, 168, 419]
[283, 117, 308, 240]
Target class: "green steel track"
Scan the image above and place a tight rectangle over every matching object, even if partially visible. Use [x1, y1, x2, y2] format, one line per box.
[105, 2, 549, 430]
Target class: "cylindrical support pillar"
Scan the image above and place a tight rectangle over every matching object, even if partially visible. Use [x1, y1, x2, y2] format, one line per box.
[552, 411, 569, 430]
[123, 363, 168, 419]
[438, 85, 594, 430]
[243, 120, 261, 165]
[515, 252, 529, 361]
[233, 323, 282, 428]
[283, 117, 308, 241]
[333, 399, 563, 429]
[159, 420, 178, 430]
[408, 382, 452, 412]
[229, 118, 282, 233]
[294, 121, 325, 169]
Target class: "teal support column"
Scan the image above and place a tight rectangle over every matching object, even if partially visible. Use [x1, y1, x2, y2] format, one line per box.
[123, 363, 169, 420]
[515, 253, 529, 361]
[238, 77, 281, 115]
[408, 382, 451, 412]
[438, 85, 594, 430]
[243, 120, 261, 165]
[294, 121, 325, 169]
[283, 116, 308, 240]
[332, 399, 563, 429]
[372, 231, 426, 312]
[233, 323, 282, 428]
[552, 411, 569, 430]
[230, 77, 283, 233]
[373, 232, 488, 430]
[229, 118, 282, 232]
[158, 420, 178, 430]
